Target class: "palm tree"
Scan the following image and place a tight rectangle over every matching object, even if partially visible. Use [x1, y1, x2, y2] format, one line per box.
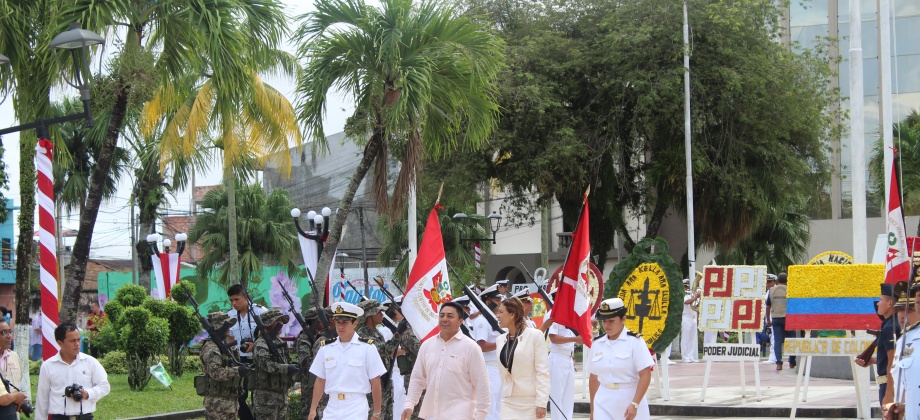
[0, 0, 66, 343]
[58, 0, 293, 320]
[190, 183, 300, 288]
[715, 206, 811, 273]
[870, 109, 920, 232]
[295, 0, 505, 300]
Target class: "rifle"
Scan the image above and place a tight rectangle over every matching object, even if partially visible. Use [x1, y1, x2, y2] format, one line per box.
[277, 277, 315, 346]
[240, 288, 290, 364]
[185, 290, 248, 367]
[305, 267, 336, 339]
[446, 263, 503, 334]
[344, 280, 398, 332]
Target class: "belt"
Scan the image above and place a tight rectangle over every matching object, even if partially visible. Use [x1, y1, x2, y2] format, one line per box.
[603, 383, 638, 389]
[878, 374, 888, 385]
[50, 415, 94, 420]
[329, 392, 365, 400]
[485, 360, 502, 367]
[550, 348, 574, 358]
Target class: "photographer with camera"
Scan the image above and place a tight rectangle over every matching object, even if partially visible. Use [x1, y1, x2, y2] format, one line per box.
[0, 319, 31, 419]
[35, 323, 110, 420]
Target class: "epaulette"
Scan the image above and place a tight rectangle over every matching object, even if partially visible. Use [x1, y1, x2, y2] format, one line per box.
[907, 321, 920, 332]
[627, 331, 641, 338]
[359, 337, 374, 345]
[321, 338, 336, 346]
[594, 333, 605, 342]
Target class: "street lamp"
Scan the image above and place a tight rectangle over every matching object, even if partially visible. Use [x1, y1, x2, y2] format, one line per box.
[147, 232, 188, 257]
[291, 206, 333, 256]
[0, 23, 105, 137]
[336, 252, 350, 279]
[453, 211, 503, 244]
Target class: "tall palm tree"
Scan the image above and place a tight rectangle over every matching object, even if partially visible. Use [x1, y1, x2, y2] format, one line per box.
[190, 183, 300, 287]
[58, 0, 293, 320]
[715, 205, 811, 273]
[295, 0, 505, 300]
[0, 0, 66, 345]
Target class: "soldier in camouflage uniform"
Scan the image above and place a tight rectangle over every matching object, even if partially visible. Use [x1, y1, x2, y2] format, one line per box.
[358, 299, 393, 420]
[297, 307, 328, 420]
[199, 311, 250, 420]
[252, 308, 301, 419]
[310, 306, 337, 418]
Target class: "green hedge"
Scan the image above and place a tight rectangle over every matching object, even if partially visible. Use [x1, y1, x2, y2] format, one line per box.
[101, 351, 129, 374]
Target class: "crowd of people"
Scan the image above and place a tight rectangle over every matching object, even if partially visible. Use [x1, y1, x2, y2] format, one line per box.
[196, 279, 657, 420]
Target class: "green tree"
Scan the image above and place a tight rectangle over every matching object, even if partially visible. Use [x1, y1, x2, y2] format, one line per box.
[462, 0, 839, 273]
[295, 0, 505, 300]
[870, 110, 920, 233]
[190, 183, 300, 288]
[715, 206, 811, 273]
[98, 284, 169, 390]
[142, 296, 200, 377]
[58, 0, 294, 322]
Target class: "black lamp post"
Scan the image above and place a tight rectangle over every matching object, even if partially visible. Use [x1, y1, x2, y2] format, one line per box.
[146, 232, 188, 257]
[453, 211, 503, 244]
[0, 23, 105, 138]
[291, 206, 333, 256]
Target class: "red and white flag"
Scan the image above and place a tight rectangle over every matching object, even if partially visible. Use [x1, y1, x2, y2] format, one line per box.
[403, 206, 452, 342]
[886, 162, 910, 284]
[151, 253, 180, 299]
[553, 193, 595, 347]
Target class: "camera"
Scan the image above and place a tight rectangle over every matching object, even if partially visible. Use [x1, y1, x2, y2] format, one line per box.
[18, 401, 33, 417]
[64, 384, 84, 402]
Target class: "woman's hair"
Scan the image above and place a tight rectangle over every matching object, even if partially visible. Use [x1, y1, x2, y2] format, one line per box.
[500, 297, 528, 335]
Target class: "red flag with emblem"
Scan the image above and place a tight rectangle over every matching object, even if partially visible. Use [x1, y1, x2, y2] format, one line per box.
[886, 160, 910, 284]
[403, 206, 452, 341]
[553, 191, 594, 347]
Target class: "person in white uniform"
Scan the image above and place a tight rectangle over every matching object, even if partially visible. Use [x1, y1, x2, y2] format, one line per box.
[588, 298, 654, 420]
[681, 279, 699, 363]
[547, 308, 582, 420]
[886, 281, 919, 420]
[309, 301, 387, 420]
[473, 284, 505, 420]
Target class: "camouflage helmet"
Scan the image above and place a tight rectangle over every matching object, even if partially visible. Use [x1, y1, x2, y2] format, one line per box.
[207, 311, 231, 328]
[357, 299, 384, 316]
[304, 307, 319, 320]
[261, 308, 290, 326]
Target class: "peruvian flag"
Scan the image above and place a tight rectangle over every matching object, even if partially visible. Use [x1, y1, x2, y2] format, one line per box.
[886, 161, 910, 284]
[151, 253, 180, 299]
[403, 206, 452, 342]
[554, 193, 594, 347]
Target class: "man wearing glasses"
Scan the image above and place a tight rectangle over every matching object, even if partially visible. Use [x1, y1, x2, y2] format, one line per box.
[0, 321, 28, 417]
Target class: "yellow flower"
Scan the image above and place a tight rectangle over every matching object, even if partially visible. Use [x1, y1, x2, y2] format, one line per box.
[787, 264, 883, 298]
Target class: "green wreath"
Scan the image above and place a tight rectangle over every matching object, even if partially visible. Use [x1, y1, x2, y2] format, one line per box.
[606, 237, 685, 353]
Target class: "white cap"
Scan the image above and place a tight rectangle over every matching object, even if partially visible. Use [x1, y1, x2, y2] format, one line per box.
[495, 279, 510, 286]
[330, 301, 363, 319]
[479, 284, 500, 299]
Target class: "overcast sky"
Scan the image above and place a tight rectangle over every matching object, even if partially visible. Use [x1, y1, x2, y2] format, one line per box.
[0, 1, 355, 259]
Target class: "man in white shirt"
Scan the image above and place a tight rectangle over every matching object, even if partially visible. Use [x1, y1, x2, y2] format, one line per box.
[35, 323, 110, 420]
[226, 284, 266, 420]
[547, 308, 582, 420]
[403, 301, 491, 420]
[473, 284, 504, 420]
[309, 301, 386, 420]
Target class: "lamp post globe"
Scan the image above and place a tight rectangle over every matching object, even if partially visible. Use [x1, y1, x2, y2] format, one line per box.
[176, 233, 188, 242]
[313, 215, 325, 226]
[291, 208, 301, 218]
[487, 212, 503, 234]
[321, 207, 332, 217]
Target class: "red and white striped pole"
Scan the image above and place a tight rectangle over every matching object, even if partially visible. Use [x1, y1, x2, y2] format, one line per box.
[474, 242, 481, 268]
[36, 138, 60, 360]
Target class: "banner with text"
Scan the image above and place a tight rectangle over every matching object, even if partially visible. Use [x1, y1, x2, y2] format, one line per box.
[702, 344, 762, 361]
[783, 338, 875, 356]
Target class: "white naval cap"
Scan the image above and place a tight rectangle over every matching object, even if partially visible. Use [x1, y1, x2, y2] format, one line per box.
[495, 279, 510, 286]
[330, 301, 363, 320]
[479, 284, 501, 299]
[596, 297, 626, 320]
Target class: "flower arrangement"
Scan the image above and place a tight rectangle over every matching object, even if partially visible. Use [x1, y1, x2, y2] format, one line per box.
[787, 264, 883, 298]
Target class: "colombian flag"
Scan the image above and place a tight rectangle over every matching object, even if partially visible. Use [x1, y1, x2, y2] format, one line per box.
[785, 264, 884, 330]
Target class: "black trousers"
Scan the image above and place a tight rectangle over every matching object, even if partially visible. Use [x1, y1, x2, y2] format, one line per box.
[238, 356, 254, 420]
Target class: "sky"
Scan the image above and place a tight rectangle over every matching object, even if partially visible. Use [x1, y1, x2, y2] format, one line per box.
[0, 1, 355, 260]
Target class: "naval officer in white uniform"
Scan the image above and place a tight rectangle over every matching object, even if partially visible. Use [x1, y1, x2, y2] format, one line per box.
[309, 301, 387, 420]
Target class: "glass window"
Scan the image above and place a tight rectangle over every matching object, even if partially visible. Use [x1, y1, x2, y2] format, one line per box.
[893, 92, 920, 122]
[791, 0, 829, 26]
[838, 0, 878, 22]
[894, 0, 920, 18]
[894, 55, 920, 93]
[838, 21, 879, 59]
[838, 57, 880, 96]
[791, 25, 829, 53]
[892, 17, 920, 56]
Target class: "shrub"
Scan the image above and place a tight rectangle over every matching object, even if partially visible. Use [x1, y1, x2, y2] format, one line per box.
[29, 360, 41, 376]
[287, 389, 302, 420]
[100, 351, 128, 375]
[115, 284, 148, 308]
[184, 355, 202, 373]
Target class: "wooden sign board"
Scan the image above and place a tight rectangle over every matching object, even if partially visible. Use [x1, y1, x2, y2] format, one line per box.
[702, 344, 762, 361]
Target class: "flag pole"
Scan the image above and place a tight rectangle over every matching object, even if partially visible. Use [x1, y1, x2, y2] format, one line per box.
[683, 0, 697, 280]
[558, 187, 591, 274]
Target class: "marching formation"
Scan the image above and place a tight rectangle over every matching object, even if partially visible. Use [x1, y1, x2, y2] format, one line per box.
[195, 279, 655, 420]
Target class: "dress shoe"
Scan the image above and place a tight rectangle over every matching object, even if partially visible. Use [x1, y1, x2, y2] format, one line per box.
[776, 364, 783, 371]
[789, 361, 797, 369]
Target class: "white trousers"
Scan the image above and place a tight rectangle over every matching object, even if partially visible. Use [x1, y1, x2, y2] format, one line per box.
[548, 352, 575, 420]
[485, 364, 502, 420]
[680, 318, 698, 362]
[592, 387, 649, 420]
[768, 325, 777, 362]
[393, 369, 406, 420]
[323, 394, 368, 419]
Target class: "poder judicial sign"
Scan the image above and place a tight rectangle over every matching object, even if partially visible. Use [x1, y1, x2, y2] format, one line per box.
[702, 344, 761, 361]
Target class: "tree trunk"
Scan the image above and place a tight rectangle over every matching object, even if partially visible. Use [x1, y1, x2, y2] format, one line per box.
[225, 166, 240, 287]
[314, 129, 384, 300]
[14, 132, 35, 328]
[135, 218, 156, 291]
[59, 82, 131, 323]
[644, 192, 671, 239]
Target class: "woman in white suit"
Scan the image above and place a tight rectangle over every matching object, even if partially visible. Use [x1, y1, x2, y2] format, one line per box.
[495, 297, 551, 419]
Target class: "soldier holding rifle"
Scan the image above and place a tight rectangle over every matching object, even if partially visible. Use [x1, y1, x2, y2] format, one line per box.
[198, 312, 250, 420]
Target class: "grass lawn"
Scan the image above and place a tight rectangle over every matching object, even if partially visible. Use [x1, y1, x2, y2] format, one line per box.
[31, 373, 203, 419]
